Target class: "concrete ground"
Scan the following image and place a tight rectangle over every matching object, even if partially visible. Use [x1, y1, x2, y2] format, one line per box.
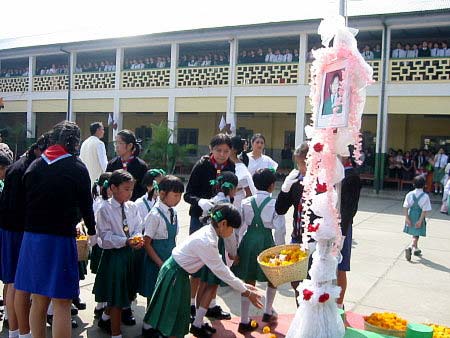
[1, 188, 449, 337]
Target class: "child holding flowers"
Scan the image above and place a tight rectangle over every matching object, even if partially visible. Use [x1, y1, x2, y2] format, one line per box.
[233, 168, 286, 333]
[403, 175, 432, 261]
[93, 170, 144, 337]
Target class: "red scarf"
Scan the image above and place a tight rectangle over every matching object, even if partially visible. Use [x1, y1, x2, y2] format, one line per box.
[210, 155, 228, 176]
[43, 145, 68, 161]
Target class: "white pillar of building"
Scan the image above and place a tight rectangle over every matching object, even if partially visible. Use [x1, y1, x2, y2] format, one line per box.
[168, 42, 179, 143]
[26, 56, 36, 139]
[113, 48, 124, 138]
[68, 52, 76, 122]
[226, 37, 238, 135]
[295, 33, 309, 147]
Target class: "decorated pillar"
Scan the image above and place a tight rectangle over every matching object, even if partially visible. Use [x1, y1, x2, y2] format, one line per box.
[286, 16, 373, 338]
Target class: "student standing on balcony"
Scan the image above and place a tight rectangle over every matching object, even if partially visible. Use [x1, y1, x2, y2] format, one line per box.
[373, 44, 382, 59]
[418, 41, 431, 57]
[392, 43, 406, 58]
[430, 42, 440, 57]
[247, 134, 278, 176]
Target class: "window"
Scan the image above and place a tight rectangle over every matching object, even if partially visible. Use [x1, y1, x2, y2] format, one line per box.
[284, 131, 295, 149]
[178, 128, 198, 155]
[135, 125, 152, 141]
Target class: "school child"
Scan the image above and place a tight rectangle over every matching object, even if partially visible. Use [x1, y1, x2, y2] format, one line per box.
[139, 175, 184, 338]
[89, 172, 112, 318]
[0, 134, 50, 338]
[440, 178, 450, 214]
[143, 204, 262, 338]
[93, 170, 144, 338]
[184, 134, 235, 321]
[233, 168, 286, 333]
[403, 176, 432, 262]
[135, 169, 166, 224]
[193, 172, 239, 333]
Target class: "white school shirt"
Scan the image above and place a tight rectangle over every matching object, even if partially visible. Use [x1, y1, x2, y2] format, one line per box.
[445, 49, 450, 57]
[143, 200, 178, 240]
[135, 194, 157, 222]
[406, 50, 417, 58]
[392, 49, 406, 58]
[247, 153, 279, 175]
[436, 49, 445, 57]
[403, 188, 432, 212]
[96, 198, 142, 249]
[284, 53, 293, 63]
[172, 224, 247, 293]
[362, 51, 374, 60]
[90, 197, 107, 247]
[233, 162, 257, 210]
[265, 53, 273, 63]
[431, 48, 439, 57]
[434, 154, 448, 169]
[239, 190, 286, 246]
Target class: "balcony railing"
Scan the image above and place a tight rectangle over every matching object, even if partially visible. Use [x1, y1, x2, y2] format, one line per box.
[121, 68, 170, 88]
[74, 71, 115, 90]
[236, 63, 298, 85]
[33, 74, 68, 91]
[177, 66, 229, 87]
[390, 57, 450, 82]
[0, 76, 29, 92]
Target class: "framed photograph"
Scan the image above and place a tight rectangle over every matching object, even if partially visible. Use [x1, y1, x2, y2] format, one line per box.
[316, 59, 350, 129]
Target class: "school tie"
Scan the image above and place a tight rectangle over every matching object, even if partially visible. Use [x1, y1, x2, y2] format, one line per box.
[121, 203, 130, 238]
[168, 208, 174, 225]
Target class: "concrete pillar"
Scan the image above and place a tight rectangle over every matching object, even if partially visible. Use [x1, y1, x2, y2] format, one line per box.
[113, 48, 124, 138]
[26, 56, 36, 139]
[68, 52, 76, 122]
[168, 43, 179, 143]
[295, 33, 309, 147]
[226, 38, 238, 135]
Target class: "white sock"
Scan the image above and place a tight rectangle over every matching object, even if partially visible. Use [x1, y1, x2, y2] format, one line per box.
[143, 322, 152, 329]
[264, 287, 277, 314]
[193, 307, 207, 328]
[241, 296, 250, 324]
[209, 298, 216, 308]
[101, 313, 110, 321]
[95, 302, 104, 310]
[9, 329, 19, 338]
[111, 335, 122, 338]
[4, 307, 8, 320]
[47, 302, 54, 316]
[190, 298, 196, 306]
[19, 334, 32, 338]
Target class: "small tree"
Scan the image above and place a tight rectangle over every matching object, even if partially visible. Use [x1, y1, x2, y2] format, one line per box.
[142, 122, 196, 174]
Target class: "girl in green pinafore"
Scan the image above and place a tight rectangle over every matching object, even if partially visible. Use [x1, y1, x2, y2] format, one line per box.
[93, 170, 144, 338]
[233, 168, 286, 334]
[139, 175, 184, 338]
[143, 204, 263, 338]
[403, 176, 432, 262]
[193, 172, 239, 333]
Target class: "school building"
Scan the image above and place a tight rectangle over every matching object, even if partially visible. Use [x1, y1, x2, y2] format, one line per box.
[1, 6, 450, 184]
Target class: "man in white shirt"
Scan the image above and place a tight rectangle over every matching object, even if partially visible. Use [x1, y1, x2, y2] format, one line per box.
[284, 49, 293, 62]
[430, 42, 440, 57]
[79, 122, 108, 188]
[405, 44, 417, 58]
[361, 45, 374, 60]
[443, 42, 450, 56]
[265, 48, 274, 63]
[392, 43, 406, 58]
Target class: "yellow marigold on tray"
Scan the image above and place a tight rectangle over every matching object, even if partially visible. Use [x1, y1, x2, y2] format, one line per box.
[260, 248, 307, 267]
[268, 334, 277, 338]
[263, 326, 271, 333]
[425, 323, 450, 337]
[364, 312, 408, 331]
[250, 320, 258, 328]
[77, 235, 88, 240]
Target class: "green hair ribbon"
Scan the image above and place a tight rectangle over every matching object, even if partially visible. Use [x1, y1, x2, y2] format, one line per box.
[221, 182, 235, 190]
[153, 180, 159, 192]
[102, 180, 109, 189]
[211, 210, 224, 222]
[149, 168, 166, 176]
[268, 167, 276, 173]
[209, 176, 223, 186]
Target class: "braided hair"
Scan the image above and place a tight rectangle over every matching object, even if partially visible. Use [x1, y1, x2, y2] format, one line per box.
[49, 120, 81, 155]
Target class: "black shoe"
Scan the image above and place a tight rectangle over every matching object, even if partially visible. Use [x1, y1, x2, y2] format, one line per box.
[191, 305, 196, 317]
[72, 298, 86, 310]
[0, 298, 3, 307]
[94, 307, 105, 319]
[413, 248, 422, 256]
[262, 311, 278, 323]
[71, 318, 78, 328]
[71, 307, 78, 316]
[405, 247, 412, 262]
[238, 321, 258, 334]
[189, 324, 212, 338]
[121, 307, 136, 326]
[142, 327, 162, 338]
[47, 315, 53, 326]
[98, 318, 112, 334]
[202, 322, 216, 334]
[205, 305, 231, 320]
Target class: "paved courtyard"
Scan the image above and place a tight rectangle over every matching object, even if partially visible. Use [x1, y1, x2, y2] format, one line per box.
[1, 190, 449, 337]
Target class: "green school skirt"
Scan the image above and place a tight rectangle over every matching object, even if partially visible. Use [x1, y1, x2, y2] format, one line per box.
[143, 256, 190, 337]
[232, 225, 274, 282]
[89, 244, 102, 274]
[92, 246, 135, 308]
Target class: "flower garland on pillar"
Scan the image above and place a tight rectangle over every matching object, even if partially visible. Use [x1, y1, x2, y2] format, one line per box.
[286, 16, 373, 338]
